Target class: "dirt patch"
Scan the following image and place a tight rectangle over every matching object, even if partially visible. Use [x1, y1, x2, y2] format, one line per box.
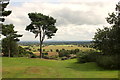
[24, 67, 42, 74]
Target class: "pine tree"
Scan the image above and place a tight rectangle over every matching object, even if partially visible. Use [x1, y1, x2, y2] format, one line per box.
[26, 13, 57, 58]
[2, 24, 22, 57]
[0, 0, 23, 57]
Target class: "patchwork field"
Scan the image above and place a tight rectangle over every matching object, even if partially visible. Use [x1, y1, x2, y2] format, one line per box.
[2, 57, 119, 78]
[22, 45, 93, 52]
[43, 45, 92, 51]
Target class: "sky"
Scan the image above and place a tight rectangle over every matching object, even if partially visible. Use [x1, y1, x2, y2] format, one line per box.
[4, 0, 119, 41]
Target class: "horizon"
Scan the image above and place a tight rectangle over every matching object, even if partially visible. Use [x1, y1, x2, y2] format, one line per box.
[19, 40, 92, 42]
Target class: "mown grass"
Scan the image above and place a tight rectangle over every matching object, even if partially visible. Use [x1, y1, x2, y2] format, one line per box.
[2, 57, 119, 78]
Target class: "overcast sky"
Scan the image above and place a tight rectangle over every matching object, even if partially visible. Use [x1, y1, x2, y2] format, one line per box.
[4, 0, 119, 41]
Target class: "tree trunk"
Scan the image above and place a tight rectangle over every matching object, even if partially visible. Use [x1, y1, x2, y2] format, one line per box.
[39, 42, 42, 58]
[8, 48, 10, 57]
[8, 39, 11, 57]
[39, 32, 42, 58]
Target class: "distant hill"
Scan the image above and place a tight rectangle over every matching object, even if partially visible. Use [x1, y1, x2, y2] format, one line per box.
[19, 41, 92, 46]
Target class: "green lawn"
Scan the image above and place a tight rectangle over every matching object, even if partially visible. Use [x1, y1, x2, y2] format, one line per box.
[2, 57, 119, 78]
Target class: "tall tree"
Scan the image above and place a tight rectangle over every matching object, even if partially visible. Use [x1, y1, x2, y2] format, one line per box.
[26, 13, 57, 58]
[2, 24, 22, 57]
[93, 2, 120, 55]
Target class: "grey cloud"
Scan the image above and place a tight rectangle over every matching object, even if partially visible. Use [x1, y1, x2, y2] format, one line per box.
[52, 8, 106, 26]
[4, 1, 115, 41]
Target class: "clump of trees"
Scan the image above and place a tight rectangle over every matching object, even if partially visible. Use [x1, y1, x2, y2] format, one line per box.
[1, 0, 23, 57]
[93, 2, 120, 69]
[2, 24, 22, 57]
[58, 49, 80, 59]
[77, 49, 100, 63]
[26, 13, 57, 58]
[77, 2, 120, 70]
[18, 46, 36, 58]
[0, 0, 25, 57]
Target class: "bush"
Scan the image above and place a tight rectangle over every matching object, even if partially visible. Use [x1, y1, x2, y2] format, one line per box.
[17, 46, 37, 58]
[43, 55, 59, 60]
[96, 55, 120, 70]
[77, 50, 101, 63]
[61, 56, 68, 60]
[30, 54, 38, 58]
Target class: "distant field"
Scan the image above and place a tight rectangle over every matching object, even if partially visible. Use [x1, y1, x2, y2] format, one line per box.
[43, 45, 92, 51]
[21, 45, 93, 52]
[2, 57, 119, 78]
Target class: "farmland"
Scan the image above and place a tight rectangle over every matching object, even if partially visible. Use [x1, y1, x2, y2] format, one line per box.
[2, 57, 119, 78]
[21, 45, 93, 52]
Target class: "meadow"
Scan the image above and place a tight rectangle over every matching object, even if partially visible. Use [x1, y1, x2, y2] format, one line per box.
[2, 57, 119, 78]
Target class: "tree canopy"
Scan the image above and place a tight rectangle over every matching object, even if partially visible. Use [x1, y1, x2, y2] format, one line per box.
[0, 0, 12, 22]
[93, 2, 120, 55]
[2, 24, 22, 57]
[26, 13, 57, 58]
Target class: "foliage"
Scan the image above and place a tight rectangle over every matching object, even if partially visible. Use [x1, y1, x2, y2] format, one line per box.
[0, 0, 12, 22]
[56, 49, 59, 52]
[77, 50, 100, 63]
[18, 46, 36, 58]
[58, 49, 80, 57]
[2, 24, 22, 57]
[26, 13, 57, 58]
[2, 38, 19, 57]
[93, 2, 120, 55]
[43, 55, 59, 60]
[92, 2, 120, 70]
[96, 55, 120, 69]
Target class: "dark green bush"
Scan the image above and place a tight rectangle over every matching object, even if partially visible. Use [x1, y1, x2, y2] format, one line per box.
[61, 56, 68, 60]
[17, 46, 36, 58]
[30, 54, 38, 58]
[77, 50, 101, 63]
[96, 55, 120, 70]
[43, 55, 59, 60]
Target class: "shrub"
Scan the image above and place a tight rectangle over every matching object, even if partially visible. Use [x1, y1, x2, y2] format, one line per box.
[17, 46, 36, 58]
[43, 55, 59, 60]
[61, 56, 68, 60]
[96, 55, 120, 70]
[30, 54, 38, 58]
[77, 50, 101, 63]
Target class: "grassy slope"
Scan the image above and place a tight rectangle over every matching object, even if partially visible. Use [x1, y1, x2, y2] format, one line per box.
[2, 57, 118, 78]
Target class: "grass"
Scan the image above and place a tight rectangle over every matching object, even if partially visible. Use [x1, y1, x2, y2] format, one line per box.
[2, 57, 119, 78]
